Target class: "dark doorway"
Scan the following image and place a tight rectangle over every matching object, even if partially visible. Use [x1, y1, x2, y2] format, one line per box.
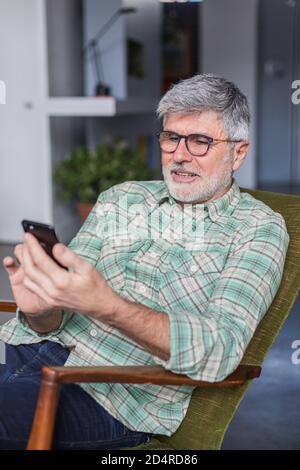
[162, 2, 200, 94]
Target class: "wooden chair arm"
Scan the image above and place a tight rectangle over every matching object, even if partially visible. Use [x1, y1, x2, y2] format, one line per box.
[40, 363, 261, 386]
[0, 300, 17, 313]
[27, 364, 261, 450]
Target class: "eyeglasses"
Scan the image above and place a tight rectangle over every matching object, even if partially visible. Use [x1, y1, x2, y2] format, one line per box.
[157, 131, 242, 157]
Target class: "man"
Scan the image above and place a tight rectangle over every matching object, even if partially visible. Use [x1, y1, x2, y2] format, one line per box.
[0, 74, 289, 449]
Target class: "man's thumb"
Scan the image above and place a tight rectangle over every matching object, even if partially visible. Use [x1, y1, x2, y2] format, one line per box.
[3, 257, 19, 276]
[52, 244, 83, 272]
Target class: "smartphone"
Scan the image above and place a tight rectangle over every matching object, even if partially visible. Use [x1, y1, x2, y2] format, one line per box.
[21, 219, 66, 269]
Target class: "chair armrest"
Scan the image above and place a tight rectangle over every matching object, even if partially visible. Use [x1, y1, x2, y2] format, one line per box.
[0, 300, 16, 313]
[42, 363, 261, 387]
[27, 363, 261, 450]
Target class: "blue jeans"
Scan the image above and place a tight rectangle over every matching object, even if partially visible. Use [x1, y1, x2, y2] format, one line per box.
[0, 341, 151, 450]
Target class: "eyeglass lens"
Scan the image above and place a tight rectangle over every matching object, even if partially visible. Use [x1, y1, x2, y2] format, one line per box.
[159, 132, 210, 156]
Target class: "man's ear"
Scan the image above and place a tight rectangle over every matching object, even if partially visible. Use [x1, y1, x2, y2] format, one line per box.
[232, 141, 250, 171]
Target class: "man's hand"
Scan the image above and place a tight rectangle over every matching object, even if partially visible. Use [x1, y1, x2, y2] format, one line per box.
[3, 244, 54, 316]
[12, 232, 118, 320]
[3, 233, 170, 359]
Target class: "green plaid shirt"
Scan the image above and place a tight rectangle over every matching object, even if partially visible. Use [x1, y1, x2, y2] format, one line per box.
[0, 179, 289, 436]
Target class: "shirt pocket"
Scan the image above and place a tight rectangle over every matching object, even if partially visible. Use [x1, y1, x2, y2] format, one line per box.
[158, 250, 227, 309]
[160, 249, 226, 275]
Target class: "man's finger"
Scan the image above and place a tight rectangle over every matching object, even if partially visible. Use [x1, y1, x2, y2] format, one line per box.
[22, 243, 62, 297]
[14, 244, 24, 264]
[52, 243, 90, 273]
[23, 275, 55, 307]
[23, 232, 65, 279]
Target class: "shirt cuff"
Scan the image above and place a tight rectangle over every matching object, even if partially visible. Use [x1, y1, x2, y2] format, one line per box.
[151, 309, 207, 379]
[16, 308, 73, 338]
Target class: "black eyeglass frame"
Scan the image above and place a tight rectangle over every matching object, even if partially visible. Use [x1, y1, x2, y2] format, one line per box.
[157, 131, 243, 157]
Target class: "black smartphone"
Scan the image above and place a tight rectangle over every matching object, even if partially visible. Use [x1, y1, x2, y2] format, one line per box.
[21, 219, 66, 269]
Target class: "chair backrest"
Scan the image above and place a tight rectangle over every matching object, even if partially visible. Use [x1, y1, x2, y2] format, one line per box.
[155, 188, 300, 450]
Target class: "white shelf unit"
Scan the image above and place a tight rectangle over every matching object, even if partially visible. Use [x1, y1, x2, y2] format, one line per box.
[46, 97, 156, 117]
[0, 0, 161, 244]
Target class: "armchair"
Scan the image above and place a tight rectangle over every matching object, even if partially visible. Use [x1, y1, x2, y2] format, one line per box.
[1, 187, 300, 450]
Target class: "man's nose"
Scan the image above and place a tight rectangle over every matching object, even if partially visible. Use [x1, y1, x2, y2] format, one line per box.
[172, 138, 193, 163]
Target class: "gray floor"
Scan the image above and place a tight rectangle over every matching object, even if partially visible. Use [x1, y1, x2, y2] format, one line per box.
[222, 294, 300, 449]
[0, 221, 299, 449]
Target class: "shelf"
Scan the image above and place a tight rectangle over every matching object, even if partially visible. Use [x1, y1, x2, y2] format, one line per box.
[46, 97, 156, 117]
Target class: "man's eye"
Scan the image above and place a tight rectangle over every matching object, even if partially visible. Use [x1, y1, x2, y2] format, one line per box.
[168, 135, 179, 142]
[193, 138, 208, 145]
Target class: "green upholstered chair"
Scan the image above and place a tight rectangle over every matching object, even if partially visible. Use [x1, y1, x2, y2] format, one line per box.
[132, 187, 300, 450]
[0, 187, 300, 450]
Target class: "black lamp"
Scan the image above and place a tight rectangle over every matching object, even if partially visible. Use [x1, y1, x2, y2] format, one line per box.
[83, 7, 137, 96]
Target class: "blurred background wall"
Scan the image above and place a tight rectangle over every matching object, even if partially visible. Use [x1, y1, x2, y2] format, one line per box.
[202, 0, 258, 189]
[1, 0, 300, 243]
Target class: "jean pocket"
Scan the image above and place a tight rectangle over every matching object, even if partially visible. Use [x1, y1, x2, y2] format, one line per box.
[8, 342, 69, 380]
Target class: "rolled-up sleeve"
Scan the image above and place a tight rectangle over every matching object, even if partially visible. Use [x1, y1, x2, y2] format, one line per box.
[153, 215, 290, 382]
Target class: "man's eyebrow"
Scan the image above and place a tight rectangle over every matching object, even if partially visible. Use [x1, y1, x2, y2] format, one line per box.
[163, 130, 212, 139]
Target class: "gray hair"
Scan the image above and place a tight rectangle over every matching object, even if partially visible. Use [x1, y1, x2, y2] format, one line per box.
[157, 74, 250, 141]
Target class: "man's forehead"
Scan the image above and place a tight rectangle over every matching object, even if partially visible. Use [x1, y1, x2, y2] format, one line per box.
[164, 110, 224, 133]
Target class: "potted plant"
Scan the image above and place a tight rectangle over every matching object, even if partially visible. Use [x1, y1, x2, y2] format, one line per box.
[53, 137, 156, 221]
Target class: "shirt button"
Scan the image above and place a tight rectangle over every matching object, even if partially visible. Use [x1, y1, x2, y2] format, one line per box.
[52, 336, 59, 342]
[133, 213, 142, 222]
[90, 329, 97, 338]
[149, 252, 158, 258]
[190, 265, 198, 273]
[139, 285, 147, 293]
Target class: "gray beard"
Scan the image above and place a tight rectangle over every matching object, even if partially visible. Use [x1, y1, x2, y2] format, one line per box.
[162, 160, 234, 204]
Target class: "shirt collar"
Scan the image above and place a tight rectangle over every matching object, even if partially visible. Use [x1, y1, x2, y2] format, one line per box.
[158, 178, 241, 223]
